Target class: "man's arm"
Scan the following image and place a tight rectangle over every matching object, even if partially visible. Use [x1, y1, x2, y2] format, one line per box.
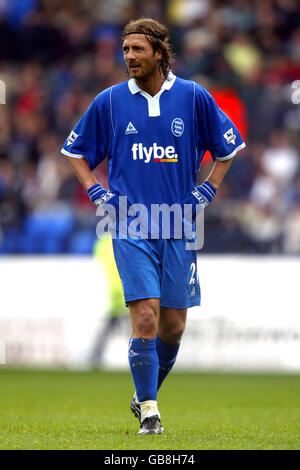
[66, 156, 97, 190]
[66, 155, 120, 208]
[206, 157, 233, 191]
[184, 157, 234, 214]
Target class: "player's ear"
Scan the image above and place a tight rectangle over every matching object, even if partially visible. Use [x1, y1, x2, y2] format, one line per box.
[155, 48, 163, 62]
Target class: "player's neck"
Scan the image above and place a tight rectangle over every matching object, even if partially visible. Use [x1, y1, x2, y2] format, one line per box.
[135, 70, 165, 97]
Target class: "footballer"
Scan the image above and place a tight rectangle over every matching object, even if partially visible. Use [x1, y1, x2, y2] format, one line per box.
[61, 18, 245, 434]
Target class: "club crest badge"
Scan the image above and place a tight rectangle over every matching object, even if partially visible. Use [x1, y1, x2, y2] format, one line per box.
[171, 118, 184, 137]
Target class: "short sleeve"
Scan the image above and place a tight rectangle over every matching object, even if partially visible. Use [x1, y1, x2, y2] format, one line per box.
[195, 84, 246, 161]
[60, 93, 110, 171]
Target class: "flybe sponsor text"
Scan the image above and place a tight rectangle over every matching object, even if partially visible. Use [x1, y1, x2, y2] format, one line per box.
[132, 143, 178, 163]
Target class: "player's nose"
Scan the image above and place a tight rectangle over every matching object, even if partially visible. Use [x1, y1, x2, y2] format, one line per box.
[125, 48, 136, 60]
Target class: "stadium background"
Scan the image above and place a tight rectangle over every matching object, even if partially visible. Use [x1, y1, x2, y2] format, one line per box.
[0, 0, 299, 372]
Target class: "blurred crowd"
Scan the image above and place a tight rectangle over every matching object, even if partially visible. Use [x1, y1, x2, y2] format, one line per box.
[0, 0, 299, 255]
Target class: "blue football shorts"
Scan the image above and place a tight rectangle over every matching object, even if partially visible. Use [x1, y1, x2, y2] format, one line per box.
[112, 237, 201, 309]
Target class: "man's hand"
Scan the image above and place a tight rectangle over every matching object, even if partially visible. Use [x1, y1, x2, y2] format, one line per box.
[183, 181, 216, 220]
[87, 184, 117, 207]
[87, 184, 130, 227]
[190, 181, 216, 208]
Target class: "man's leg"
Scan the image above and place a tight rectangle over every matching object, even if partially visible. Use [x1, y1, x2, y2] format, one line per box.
[156, 307, 187, 391]
[128, 298, 163, 430]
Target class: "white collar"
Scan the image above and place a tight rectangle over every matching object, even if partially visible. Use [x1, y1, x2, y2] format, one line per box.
[128, 71, 176, 95]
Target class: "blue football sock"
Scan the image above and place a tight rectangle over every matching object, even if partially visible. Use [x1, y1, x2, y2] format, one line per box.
[128, 337, 159, 402]
[156, 335, 180, 391]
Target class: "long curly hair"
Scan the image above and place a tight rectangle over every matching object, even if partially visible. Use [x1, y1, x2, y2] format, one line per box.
[122, 18, 175, 78]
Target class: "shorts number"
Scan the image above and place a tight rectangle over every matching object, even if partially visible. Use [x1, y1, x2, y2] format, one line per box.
[189, 263, 196, 285]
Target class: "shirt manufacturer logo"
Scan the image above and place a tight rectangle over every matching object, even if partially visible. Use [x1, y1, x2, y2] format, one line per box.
[125, 122, 138, 135]
[171, 118, 184, 137]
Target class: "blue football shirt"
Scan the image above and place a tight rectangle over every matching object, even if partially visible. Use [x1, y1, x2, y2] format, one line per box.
[61, 72, 245, 237]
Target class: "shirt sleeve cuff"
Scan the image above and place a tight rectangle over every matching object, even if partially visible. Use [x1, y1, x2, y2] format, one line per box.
[60, 148, 85, 159]
[215, 142, 246, 161]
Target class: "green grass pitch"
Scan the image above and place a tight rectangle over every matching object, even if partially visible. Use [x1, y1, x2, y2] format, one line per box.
[0, 368, 300, 450]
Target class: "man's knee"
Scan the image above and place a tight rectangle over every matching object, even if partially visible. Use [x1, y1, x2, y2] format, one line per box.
[129, 299, 159, 338]
[159, 321, 185, 344]
[135, 309, 157, 336]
